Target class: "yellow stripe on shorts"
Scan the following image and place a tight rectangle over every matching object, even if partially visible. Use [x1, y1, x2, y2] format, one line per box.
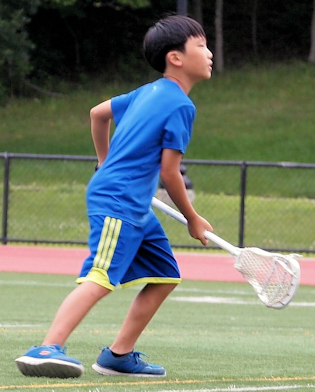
[93, 217, 122, 271]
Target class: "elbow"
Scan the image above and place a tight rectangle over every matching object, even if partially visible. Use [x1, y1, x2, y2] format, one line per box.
[160, 169, 176, 188]
[159, 168, 168, 185]
[90, 100, 112, 122]
[90, 106, 99, 120]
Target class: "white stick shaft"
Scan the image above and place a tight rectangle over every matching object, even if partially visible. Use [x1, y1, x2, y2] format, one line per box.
[151, 197, 240, 256]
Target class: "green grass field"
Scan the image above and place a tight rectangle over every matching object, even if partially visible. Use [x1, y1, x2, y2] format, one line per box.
[0, 272, 314, 392]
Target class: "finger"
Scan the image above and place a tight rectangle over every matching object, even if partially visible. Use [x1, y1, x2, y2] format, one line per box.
[207, 224, 213, 232]
[201, 237, 209, 246]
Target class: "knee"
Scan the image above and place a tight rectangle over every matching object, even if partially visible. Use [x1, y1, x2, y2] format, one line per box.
[145, 282, 178, 297]
[82, 280, 111, 300]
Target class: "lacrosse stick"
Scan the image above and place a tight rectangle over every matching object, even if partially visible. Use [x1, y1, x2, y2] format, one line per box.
[151, 197, 300, 309]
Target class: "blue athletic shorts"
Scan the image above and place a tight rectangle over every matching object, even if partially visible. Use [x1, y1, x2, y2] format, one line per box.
[76, 210, 181, 290]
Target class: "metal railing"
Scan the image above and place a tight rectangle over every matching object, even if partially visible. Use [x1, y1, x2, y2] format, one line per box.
[1, 152, 315, 253]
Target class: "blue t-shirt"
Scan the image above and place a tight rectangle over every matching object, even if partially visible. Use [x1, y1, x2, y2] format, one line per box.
[86, 78, 196, 226]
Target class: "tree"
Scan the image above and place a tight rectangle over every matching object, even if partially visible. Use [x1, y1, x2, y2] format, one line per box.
[0, 0, 150, 101]
[308, 0, 315, 64]
[214, 0, 224, 73]
[0, 0, 79, 100]
[192, 0, 203, 25]
[0, 0, 40, 99]
[251, 0, 259, 59]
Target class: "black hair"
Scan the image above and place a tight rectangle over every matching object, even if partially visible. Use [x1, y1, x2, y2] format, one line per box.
[143, 15, 206, 73]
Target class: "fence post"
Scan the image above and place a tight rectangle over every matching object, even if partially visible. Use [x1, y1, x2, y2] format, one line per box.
[238, 161, 247, 248]
[1, 152, 10, 245]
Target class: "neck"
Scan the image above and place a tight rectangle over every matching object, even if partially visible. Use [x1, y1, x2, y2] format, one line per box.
[163, 74, 191, 94]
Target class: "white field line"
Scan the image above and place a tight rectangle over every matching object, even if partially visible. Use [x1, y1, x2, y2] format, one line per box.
[171, 296, 315, 307]
[1, 381, 314, 392]
[0, 279, 74, 288]
[0, 323, 42, 328]
[2, 279, 314, 307]
[0, 280, 250, 294]
[0, 279, 292, 299]
[156, 386, 315, 392]
[288, 302, 315, 307]
[0, 280, 255, 297]
[175, 287, 252, 296]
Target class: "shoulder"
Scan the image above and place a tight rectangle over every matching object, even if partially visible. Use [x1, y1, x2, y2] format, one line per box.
[113, 79, 194, 106]
[148, 79, 196, 111]
[112, 79, 195, 124]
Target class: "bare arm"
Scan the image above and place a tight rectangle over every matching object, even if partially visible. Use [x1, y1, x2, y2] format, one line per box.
[160, 149, 213, 245]
[90, 99, 113, 166]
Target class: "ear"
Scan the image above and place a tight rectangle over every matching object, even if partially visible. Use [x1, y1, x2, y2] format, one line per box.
[165, 50, 183, 68]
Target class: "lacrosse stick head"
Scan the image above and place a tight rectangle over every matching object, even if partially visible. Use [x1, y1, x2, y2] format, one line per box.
[234, 248, 300, 309]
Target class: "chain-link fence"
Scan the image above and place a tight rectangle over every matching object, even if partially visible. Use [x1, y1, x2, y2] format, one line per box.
[1, 152, 314, 253]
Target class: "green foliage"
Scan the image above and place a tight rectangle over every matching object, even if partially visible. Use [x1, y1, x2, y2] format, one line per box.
[118, 0, 150, 7]
[1, 63, 314, 251]
[1, 62, 314, 163]
[1, 0, 313, 102]
[48, 0, 77, 5]
[0, 0, 40, 101]
[188, 61, 315, 163]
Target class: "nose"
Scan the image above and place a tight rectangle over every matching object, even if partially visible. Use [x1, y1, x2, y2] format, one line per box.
[207, 48, 213, 59]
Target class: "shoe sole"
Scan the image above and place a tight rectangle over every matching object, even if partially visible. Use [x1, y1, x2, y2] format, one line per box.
[15, 356, 84, 378]
[92, 363, 166, 377]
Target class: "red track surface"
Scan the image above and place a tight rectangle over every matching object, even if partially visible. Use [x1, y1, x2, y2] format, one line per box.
[0, 245, 314, 285]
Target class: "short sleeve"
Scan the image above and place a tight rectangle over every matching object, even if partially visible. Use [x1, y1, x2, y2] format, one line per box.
[111, 90, 137, 126]
[162, 104, 196, 154]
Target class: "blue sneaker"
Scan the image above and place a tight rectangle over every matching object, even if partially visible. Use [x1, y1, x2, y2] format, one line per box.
[15, 344, 84, 378]
[92, 347, 166, 377]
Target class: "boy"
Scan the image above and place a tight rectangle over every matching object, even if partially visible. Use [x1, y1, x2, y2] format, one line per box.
[15, 14, 213, 378]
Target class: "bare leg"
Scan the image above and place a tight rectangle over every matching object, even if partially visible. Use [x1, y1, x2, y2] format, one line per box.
[110, 283, 177, 354]
[43, 281, 111, 346]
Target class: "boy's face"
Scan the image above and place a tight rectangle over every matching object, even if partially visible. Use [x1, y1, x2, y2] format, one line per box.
[180, 36, 213, 83]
